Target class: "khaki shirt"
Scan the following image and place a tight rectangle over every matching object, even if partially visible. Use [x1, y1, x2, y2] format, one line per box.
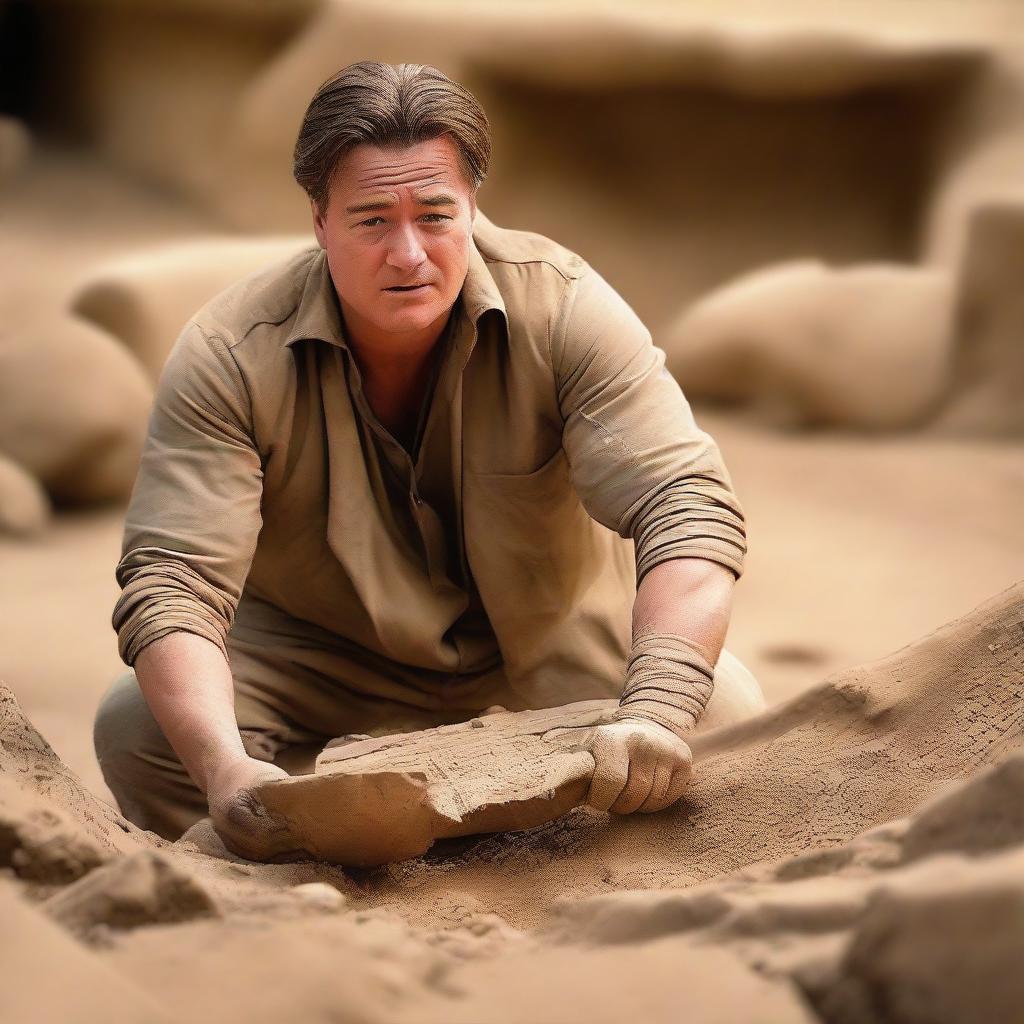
[112, 215, 746, 734]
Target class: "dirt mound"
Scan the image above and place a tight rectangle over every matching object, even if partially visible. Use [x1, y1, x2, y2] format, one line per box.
[0, 583, 1022, 1022]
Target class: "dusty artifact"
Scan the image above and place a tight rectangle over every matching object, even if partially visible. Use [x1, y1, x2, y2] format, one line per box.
[257, 702, 615, 866]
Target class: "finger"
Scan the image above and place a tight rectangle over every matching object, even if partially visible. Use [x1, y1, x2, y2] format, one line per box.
[639, 740, 693, 813]
[662, 762, 694, 808]
[586, 735, 629, 813]
[637, 760, 675, 813]
[608, 755, 657, 815]
[481, 705, 508, 716]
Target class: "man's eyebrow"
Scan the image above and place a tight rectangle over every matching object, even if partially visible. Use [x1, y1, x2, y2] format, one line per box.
[346, 192, 459, 215]
[416, 193, 458, 207]
[345, 197, 397, 215]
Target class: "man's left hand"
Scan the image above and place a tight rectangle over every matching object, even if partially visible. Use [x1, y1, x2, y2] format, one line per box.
[585, 718, 693, 814]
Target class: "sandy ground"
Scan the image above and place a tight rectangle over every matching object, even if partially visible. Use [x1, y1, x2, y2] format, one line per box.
[3, 579, 1022, 1023]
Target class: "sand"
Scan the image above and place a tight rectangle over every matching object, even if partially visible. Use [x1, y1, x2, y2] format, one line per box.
[2, 585, 1023, 1023]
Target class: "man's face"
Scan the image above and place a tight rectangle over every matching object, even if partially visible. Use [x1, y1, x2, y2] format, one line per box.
[312, 135, 477, 344]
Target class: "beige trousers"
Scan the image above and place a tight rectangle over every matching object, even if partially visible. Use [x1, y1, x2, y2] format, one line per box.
[94, 648, 764, 841]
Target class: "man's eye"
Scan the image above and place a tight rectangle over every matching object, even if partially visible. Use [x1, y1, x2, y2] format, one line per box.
[358, 217, 386, 228]
[421, 214, 452, 224]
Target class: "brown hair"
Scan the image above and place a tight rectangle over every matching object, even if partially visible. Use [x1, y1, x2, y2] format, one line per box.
[293, 62, 491, 211]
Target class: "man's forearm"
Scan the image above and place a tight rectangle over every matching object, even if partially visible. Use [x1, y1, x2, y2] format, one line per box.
[614, 557, 736, 736]
[631, 557, 735, 665]
[133, 631, 247, 794]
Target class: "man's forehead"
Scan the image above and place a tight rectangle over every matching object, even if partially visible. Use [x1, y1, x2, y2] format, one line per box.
[339, 139, 465, 193]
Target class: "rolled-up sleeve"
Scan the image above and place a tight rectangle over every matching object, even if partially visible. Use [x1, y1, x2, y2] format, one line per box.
[553, 265, 746, 583]
[111, 323, 263, 665]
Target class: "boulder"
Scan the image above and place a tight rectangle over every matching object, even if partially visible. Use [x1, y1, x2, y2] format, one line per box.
[45, 849, 218, 940]
[0, 316, 153, 504]
[72, 236, 314, 381]
[661, 260, 955, 430]
[0, 453, 50, 536]
[934, 199, 1024, 436]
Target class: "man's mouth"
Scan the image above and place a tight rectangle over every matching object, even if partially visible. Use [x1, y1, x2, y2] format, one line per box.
[384, 284, 430, 292]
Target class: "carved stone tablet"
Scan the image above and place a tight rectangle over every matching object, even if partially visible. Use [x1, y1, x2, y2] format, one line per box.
[257, 701, 618, 866]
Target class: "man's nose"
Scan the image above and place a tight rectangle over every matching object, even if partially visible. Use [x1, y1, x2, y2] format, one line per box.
[385, 222, 427, 272]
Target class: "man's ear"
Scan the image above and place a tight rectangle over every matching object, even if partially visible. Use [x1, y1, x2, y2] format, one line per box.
[311, 200, 328, 248]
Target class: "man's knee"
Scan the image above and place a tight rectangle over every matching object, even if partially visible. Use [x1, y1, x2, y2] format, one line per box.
[698, 649, 766, 732]
[95, 671, 191, 798]
[93, 670, 206, 839]
[94, 671, 163, 785]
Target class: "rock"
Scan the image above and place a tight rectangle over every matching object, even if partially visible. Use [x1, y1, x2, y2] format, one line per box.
[924, 118, 1024, 270]
[257, 652, 764, 868]
[0, 453, 50, 536]
[0, 115, 31, 183]
[0, 315, 153, 504]
[0, 774, 108, 885]
[290, 882, 347, 912]
[0, 685, 148, 863]
[258, 702, 615, 867]
[900, 753, 1024, 863]
[661, 261, 956, 431]
[175, 817, 236, 859]
[934, 199, 1024, 436]
[71, 236, 314, 381]
[547, 887, 735, 946]
[804, 849, 1024, 1024]
[45, 849, 218, 939]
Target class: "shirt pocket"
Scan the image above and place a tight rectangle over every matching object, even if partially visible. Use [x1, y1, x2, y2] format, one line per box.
[467, 446, 591, 598]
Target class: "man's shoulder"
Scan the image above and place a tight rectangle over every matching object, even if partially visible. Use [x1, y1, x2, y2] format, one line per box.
[190, 242, 321, 348]
[472, 214, 588, 283]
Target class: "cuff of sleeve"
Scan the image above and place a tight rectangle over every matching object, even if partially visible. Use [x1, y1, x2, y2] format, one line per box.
[112, 561, 234, 666]
[118, 618, 229, 667]
[624, 481, 747, 586]
[636, 536, 745, 585]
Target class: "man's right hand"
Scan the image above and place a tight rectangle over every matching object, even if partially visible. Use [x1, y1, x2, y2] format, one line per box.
[205, 756, 302, 862]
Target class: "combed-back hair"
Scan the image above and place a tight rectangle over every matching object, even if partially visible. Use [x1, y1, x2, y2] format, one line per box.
[293, 61, 491, 210]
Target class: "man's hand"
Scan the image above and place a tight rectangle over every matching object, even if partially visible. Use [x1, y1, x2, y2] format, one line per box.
[585, 718, 693, 814]
[205, 756, 302, 861]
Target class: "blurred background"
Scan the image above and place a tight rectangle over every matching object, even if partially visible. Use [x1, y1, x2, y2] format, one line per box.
[1, 0, 1022, 799]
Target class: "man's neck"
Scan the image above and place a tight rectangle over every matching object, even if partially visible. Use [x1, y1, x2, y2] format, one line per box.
[340, 302, 451, 393]
[338, 300, 455, 450]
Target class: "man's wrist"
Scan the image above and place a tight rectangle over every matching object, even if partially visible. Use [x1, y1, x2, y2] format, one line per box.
[616, 630, 715, 738]
[195, 745, 251, 796]
[611, 706, 696, 741]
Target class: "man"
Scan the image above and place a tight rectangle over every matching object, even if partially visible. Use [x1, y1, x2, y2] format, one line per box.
[95, 62, 762, 861]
